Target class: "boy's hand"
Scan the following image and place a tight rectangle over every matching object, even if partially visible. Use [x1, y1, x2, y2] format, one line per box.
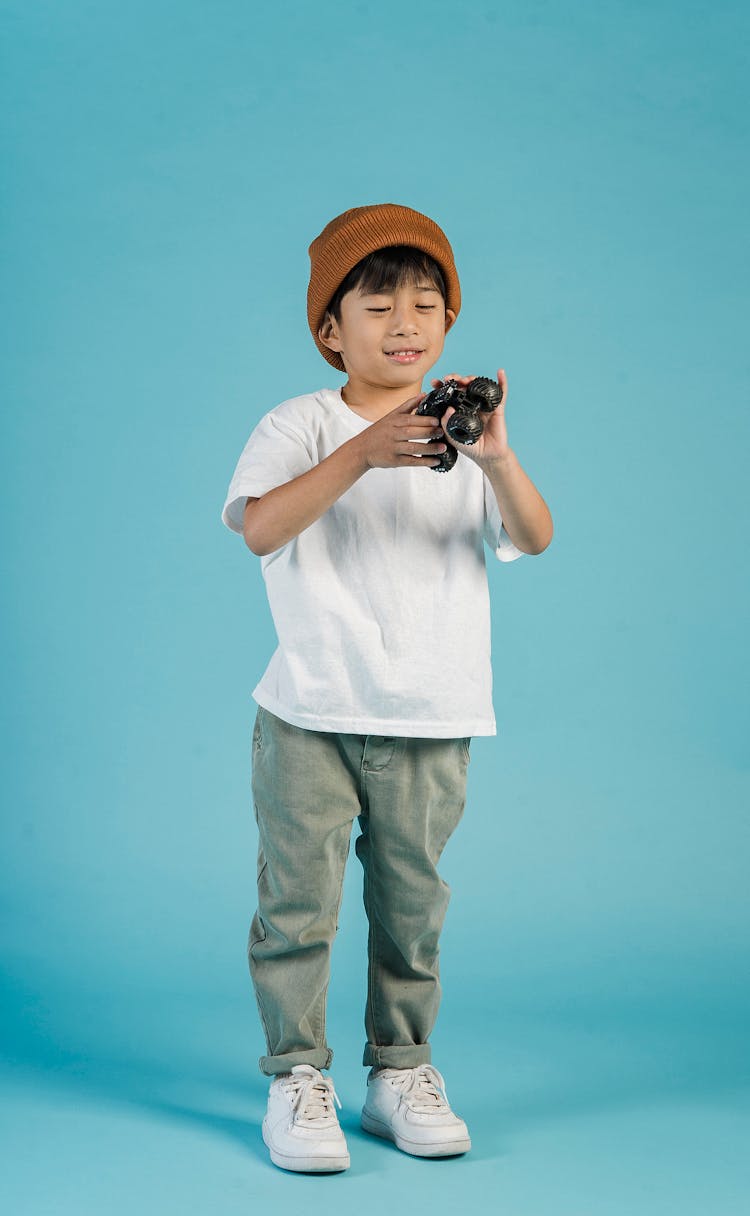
[357, 393, 449, 470]
[430, 369, 511, 466]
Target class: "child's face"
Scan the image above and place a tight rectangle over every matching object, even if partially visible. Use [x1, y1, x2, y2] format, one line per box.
[319, 280, 456, 388]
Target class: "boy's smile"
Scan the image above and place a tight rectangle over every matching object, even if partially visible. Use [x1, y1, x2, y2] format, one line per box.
[384, 349, 424, 364]
[318, 281, 456, 416]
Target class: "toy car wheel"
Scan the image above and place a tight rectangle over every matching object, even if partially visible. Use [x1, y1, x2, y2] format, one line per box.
[431, 444, 458, 472]
[446, 413, 483, 445]
[465, 377, 502, 411]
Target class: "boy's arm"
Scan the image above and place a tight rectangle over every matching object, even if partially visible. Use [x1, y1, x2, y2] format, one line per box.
[435, 370, 553, 556]
[242, 393, 446, 556]
[243, 437, 368, 555]
[480, 449, 553, 555]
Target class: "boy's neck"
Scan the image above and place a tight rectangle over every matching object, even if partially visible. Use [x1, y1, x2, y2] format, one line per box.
[340, 377, 423, 422]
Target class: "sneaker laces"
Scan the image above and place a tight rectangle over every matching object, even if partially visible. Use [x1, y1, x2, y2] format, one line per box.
[280, 1064, 342, 1127]
[376, 1064, 452, 1114]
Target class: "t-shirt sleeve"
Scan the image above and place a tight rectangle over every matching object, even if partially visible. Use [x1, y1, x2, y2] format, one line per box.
[221, 410, 315, 534]
[483, 472, 525, 562]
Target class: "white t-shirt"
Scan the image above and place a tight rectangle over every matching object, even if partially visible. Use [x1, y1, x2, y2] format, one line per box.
[221, 387, 524, 737]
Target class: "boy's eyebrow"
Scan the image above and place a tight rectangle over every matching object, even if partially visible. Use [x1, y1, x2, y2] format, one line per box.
[361, 284, 440, 296]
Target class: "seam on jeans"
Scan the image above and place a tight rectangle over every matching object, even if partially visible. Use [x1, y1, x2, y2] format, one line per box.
[365, 881, 380, 1046]
[358, 746, 382, 1046]
[363, 823, 383, 1046]
[248, 922, 274, 1050]
[316, 825, 352, 1049]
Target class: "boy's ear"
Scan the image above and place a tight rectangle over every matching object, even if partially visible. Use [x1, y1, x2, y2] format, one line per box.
[444, 307, 457, 335]
[318, 313, 343, 354]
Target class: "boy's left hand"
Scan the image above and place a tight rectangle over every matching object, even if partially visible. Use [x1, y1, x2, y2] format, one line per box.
[431, 368, 510, 466]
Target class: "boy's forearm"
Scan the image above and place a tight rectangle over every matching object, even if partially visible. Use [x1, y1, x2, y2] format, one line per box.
[480, 449, 553, 554]
[244, 434, 370, 556]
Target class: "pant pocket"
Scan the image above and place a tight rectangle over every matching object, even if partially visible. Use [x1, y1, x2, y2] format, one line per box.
[252, 706, 264, 754]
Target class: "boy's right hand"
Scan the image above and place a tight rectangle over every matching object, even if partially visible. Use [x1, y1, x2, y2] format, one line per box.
[357, 393, 448, 470]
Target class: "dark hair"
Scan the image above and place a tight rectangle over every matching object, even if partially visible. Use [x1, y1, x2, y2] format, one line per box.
[324, 244, 447, 323]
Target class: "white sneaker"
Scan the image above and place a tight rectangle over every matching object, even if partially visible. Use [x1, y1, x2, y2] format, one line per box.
[361, 1063, 471, 1157]
[262, 1064, 350, 1172]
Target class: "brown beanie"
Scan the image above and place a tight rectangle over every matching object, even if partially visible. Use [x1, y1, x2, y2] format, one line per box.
[307, 203, 461, 372]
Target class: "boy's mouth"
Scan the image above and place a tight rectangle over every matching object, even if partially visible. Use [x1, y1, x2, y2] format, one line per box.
[384, 349, 424, 364]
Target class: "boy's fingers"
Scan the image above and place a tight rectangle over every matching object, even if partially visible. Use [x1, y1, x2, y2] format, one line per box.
[401, 416, 444, 433]
[394, 392, 427, 413]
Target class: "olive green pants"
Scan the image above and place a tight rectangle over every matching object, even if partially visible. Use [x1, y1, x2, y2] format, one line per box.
[248, 704, 471, 1076]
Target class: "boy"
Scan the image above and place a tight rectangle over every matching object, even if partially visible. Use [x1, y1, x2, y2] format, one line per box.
[221, 203, 553, 1173]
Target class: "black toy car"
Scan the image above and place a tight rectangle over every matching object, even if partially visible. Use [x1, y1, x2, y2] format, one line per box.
[415, 376, 502, 472]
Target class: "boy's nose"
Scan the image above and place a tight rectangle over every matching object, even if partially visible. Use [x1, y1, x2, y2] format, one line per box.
[389, 315, 419, 334]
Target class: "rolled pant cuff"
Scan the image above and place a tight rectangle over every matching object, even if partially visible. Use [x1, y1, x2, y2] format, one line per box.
[259, 1046, 333, 1076]
[363, 1042, 432, 1069]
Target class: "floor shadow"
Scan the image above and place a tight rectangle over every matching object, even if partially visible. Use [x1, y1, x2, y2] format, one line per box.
[2, 965, 749, 1167]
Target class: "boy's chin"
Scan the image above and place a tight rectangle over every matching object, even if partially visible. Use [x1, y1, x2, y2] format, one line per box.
[343, 361, 428, 387]
[381, 356, 436, 380]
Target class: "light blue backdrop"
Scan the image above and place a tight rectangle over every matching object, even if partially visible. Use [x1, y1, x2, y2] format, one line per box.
[2, 2, 748, 1212]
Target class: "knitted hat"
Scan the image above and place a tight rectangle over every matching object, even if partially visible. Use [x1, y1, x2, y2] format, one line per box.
[307, 203, 461, 372]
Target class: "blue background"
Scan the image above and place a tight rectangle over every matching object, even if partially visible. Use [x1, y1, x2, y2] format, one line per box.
[2, 1, 748, 1211]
